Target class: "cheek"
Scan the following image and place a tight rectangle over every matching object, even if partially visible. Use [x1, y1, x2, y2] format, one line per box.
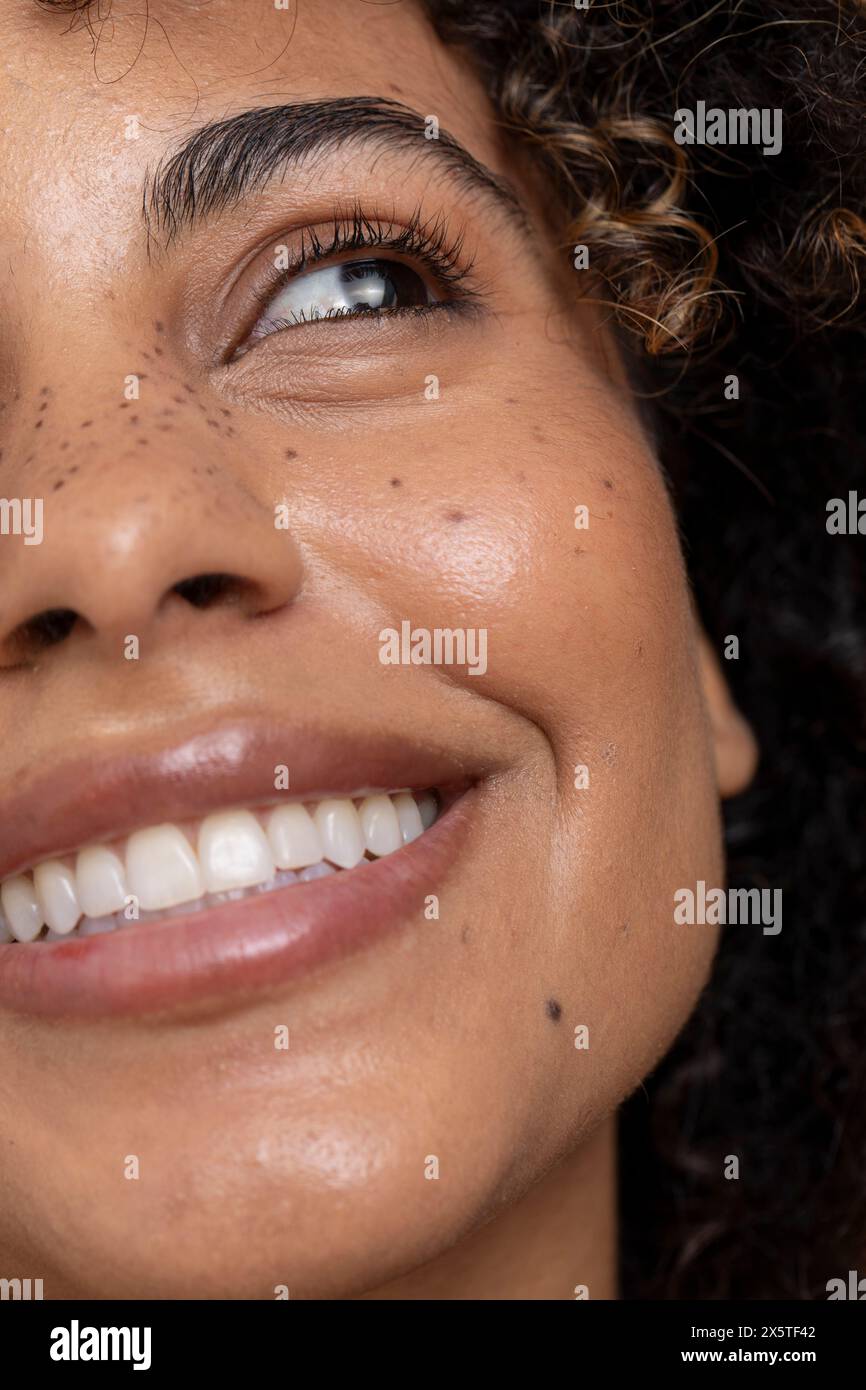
[279, 391, 724, 1128]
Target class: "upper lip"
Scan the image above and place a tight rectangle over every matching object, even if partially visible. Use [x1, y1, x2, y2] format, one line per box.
[0, 720, 476, 880]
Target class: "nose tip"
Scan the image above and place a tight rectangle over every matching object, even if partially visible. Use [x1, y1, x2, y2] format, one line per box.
[0, 489, 303, 667]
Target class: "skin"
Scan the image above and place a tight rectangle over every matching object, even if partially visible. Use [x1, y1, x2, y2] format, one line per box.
[0, 0, 757, 1299]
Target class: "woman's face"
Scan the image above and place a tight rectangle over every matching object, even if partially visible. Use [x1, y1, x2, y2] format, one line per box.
[0, 0, 754, 1298]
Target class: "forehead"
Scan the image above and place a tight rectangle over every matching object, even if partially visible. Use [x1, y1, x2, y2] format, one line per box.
[0, 0, 502, 263]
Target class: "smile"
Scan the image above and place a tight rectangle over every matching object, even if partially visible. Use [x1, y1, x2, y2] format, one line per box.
[0, 722, 481, 1017]
[0, 790, 439, 943]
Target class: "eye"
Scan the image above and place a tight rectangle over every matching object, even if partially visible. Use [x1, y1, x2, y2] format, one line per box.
[245, 256, 436, 346]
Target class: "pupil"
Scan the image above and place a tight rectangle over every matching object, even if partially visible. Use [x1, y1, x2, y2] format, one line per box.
[339, 259, 427, 310]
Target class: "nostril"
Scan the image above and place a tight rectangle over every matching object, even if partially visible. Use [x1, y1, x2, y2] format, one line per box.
[172, 572, 252, 611]
[11, 607, 78, 658]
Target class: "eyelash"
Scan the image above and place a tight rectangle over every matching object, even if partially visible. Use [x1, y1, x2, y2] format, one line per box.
[237, 204, 479, 350]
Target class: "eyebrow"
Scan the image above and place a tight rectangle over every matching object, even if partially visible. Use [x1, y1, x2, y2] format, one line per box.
[143, 96, 529, 249]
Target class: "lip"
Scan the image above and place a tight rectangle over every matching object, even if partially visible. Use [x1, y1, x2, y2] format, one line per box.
[0, 721, 482, 1018]
[0, 722, 475, 879]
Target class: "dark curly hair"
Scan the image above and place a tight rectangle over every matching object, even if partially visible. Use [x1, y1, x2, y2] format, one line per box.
[36, 0, 866, 1299]
[421, 0, 866, 1300]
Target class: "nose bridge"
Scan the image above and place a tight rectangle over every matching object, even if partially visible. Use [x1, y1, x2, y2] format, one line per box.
[0, 373, 301, 657]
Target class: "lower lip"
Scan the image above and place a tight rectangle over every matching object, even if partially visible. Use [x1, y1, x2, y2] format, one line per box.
[0, 795, 473, 1019]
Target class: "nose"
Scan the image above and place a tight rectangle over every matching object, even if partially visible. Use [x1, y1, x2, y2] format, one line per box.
[0, 402, 302, 667]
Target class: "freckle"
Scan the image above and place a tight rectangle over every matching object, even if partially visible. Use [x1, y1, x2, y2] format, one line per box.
[603, 478, 614, 491]
[172, 396, 185, 406]
[532, 429, 547, 444]
[59, 441, 70, 450]
[159, 408, 175, 417]
[69, 465, 79, 474]
[137, 438, 149, 446]
[157, 424, 173, 432]
[545, 998, 562, 1022]
[24, 454, 35, 464]
[226, 426, 236, 437]
[80, 420, 93, 429]
[34, 419, 43, 429]
[390, 477, 402, 487]
[446, 509, 466, 523]
[153, 346, 163, 357]
[183, 383, 197, 394]
[119, 401, 130, 409]
[141, 351, 153, 362]
[38, 400, 49, 413]
[206, 465, 217, 475]
[206, 418, 220, 429]
[40, 385, 50, 396]
[154, 321, 165, 334]
[285, 447, 298, 460]
[517, 471, 526, 483]
[505, 397, 518, 406]
[52, 479, 65, 491]
[220, 408, 232, 417]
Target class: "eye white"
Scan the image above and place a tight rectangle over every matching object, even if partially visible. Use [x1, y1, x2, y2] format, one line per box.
[248, 258, 437, 347]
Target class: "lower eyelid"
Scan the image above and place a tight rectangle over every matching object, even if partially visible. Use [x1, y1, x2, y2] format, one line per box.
[231, 299, 478, 362]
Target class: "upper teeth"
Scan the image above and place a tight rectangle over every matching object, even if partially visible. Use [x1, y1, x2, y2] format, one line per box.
[0, 790, 438, 944]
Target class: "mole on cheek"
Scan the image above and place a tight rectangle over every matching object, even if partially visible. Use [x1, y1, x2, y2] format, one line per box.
[445, 509, 466, 523]
[545, 999, 562, 1022]
[390, 477, 402, 487]
[285, 448, 298, 460]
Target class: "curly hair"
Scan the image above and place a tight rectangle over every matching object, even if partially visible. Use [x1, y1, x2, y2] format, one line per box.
[421, 0, 866, 1299]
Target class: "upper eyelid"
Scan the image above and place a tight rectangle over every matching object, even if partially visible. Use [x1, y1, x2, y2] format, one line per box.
[264, 209, 477, 291]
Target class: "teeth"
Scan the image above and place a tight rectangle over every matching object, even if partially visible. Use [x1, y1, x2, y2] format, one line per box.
[313, 799, 366, 869]
[76, 846, 128, 918]
[33, 860, 81, 935]
[416, 791, 438, 831]
[126, 825, 204, 910]
[0, 789, 441, 943]
[358, 794, 403, 857]
[393, 792, 424, 844]
[265, 804, 323, 870]
[1, 875, 45, 942]
[80, 916, 118, 936]
[198, 810, 275, 893]
[299, 861, 337, 882]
